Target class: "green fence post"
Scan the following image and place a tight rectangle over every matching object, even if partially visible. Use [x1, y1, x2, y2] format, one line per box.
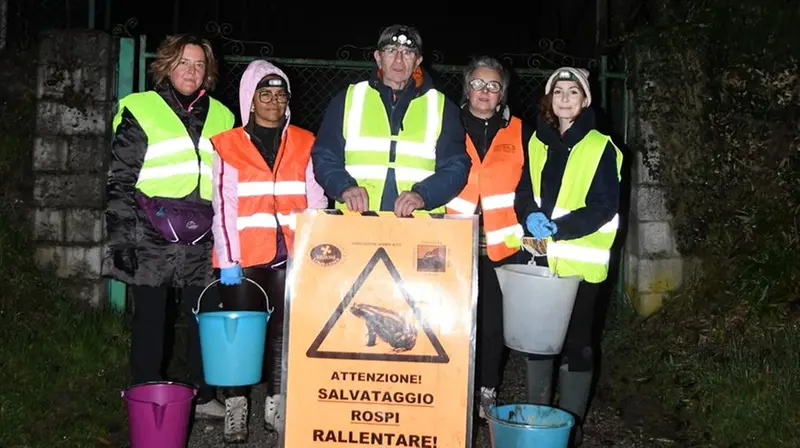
[118, 37, 134, 97]
[138, 35, 148, 93]
[88, 0, 95, 29]
[108, 36, 135, 312]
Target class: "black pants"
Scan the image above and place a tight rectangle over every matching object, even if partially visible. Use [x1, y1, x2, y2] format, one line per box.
[528, 280, 600, 372]
[219, 266, 286, 398]
[476, 255, 510, 389]
[130, 284, 219, 403]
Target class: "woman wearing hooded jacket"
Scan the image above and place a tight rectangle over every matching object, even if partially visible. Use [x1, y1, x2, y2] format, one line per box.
[515, 67, 623, 446]
[210, 60, 327, 443]
[105, 34, 235, 420]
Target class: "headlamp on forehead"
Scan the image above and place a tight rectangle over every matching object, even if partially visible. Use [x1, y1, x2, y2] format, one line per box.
[380, 27, 418, 51]
[256, 77, 288, 90]
[391, 30, 416, 48]
[557, 70, 576, 81]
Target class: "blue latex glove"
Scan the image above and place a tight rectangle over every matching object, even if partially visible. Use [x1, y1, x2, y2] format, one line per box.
[526, 212, 559, 239]
[525, 212, 549, 238]
[220, 265, 243, 285]
[543, 220, 558, 238]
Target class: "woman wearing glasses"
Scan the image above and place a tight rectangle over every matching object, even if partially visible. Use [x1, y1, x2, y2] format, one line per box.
[446, 55, 533, 420]
[209, 59, 327, 443]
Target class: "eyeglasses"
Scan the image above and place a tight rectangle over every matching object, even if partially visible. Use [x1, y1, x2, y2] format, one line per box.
[469, 78, 503, 94]
[257, 90, 289, 104]
[381, 46, 418, 59]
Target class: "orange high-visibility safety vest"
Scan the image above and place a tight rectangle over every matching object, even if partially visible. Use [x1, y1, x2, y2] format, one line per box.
[446, 117, 525, 261]
[211, 126, 313, 268]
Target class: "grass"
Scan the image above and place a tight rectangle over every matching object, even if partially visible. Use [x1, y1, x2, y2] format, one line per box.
[600, 263, 800, 447]
[0, 208, 132, 448]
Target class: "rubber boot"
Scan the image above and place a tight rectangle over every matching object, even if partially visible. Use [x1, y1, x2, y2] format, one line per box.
[525, 357, 553, 404]
[557, 364, 593, 446]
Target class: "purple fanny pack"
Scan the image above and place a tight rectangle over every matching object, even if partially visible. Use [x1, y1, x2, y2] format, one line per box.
[136, 193, 213, 245]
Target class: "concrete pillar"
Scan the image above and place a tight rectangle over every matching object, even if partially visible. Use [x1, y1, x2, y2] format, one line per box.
[32, 29, 116, 306]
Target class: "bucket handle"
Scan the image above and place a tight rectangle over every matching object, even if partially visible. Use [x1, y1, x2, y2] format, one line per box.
[521, 237, 559, 274]
[192, 277, 273, 315]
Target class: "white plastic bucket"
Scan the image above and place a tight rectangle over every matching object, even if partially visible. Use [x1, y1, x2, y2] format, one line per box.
[495, 264, 582, 355]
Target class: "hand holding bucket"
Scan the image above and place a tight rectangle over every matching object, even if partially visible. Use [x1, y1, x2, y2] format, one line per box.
[194, 277, 274, 387]
[521, 236, 548, 258]
[520, 236, 560, 274]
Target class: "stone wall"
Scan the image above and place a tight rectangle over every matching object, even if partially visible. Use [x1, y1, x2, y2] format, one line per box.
[32, 30, 116, 306]
[623, 113, 687, 317]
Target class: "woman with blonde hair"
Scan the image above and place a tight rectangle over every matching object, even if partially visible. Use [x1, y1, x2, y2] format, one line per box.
[515, 67, 623, 446]
[104, 33, 235, 419]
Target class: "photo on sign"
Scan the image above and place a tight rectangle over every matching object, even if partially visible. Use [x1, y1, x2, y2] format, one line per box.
[415, 244, 446, 273]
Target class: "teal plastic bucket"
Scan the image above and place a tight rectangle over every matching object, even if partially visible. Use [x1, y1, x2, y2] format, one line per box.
[193, 278, 273, 387]
[487, 404, 574, 447]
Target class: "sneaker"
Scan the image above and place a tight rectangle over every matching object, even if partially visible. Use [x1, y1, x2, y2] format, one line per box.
[478, 387, 497, 419]
[224, 397, 249, 444]
[195, 399, 226, 420]
[264, 394, 283, 432]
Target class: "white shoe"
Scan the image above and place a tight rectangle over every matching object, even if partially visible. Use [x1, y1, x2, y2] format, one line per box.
[478, 387, 497, 420]
[224, 397, 249, 444]
[264, 394, 283, 432]
[195, 398, 226, 420]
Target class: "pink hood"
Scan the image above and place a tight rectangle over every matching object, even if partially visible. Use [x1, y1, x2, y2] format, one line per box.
[239, 60, 292, 127]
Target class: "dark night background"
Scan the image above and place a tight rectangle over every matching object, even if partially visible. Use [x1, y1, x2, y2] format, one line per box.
[7, 1, 627, 134]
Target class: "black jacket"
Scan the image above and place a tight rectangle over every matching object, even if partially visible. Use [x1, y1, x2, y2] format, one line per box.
[311, 68, 470, 211]
[514, 108, 620, 242]
[104, 83, 230, 287]
[461, 104, 534, 161]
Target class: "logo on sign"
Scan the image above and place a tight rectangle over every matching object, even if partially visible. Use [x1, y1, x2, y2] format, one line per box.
[310, 244, 342, 266]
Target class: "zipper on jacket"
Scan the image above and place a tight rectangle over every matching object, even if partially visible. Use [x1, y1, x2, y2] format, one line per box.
[389, 102, 399, 165]
[172, 88, 206, 194]
[483, 120, 489, 157]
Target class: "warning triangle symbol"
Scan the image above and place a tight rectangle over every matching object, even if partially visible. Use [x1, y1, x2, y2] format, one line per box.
[306, 247, 450, 364]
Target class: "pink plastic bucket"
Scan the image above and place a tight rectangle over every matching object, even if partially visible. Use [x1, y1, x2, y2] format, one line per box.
[122, 381, 196, 448]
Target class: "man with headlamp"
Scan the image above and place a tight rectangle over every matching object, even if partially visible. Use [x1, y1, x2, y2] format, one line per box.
[311, 24, 469, 216]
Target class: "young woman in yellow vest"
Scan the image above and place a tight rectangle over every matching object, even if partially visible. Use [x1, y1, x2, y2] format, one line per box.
[105, 34, 235, 420]
[210, 60, 327, 443]
[445, 56, 533, 419]
[515, 67, 623, 446]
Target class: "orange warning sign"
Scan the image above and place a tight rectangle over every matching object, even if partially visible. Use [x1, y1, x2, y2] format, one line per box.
[281, 210, 479, 448]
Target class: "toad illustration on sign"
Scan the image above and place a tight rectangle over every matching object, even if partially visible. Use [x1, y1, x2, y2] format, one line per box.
[350, 303, 418, 353]
[306, 247, 449, 364]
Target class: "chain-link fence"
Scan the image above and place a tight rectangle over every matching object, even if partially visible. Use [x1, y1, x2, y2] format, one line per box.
[213, 58, 554, 131]
[138, 56, 555, 131]
[135, 35, 610, 132]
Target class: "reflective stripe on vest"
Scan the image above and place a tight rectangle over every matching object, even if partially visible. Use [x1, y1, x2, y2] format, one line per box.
[210, 126, 313, 268]
[113, 91, 235, 201]
[446, 117, 524, 261]
[338, 81, 445, 212]
[528, 129, 623, 283]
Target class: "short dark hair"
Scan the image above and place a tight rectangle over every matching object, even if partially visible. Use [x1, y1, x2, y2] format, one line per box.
[463, 56, 510, 103]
